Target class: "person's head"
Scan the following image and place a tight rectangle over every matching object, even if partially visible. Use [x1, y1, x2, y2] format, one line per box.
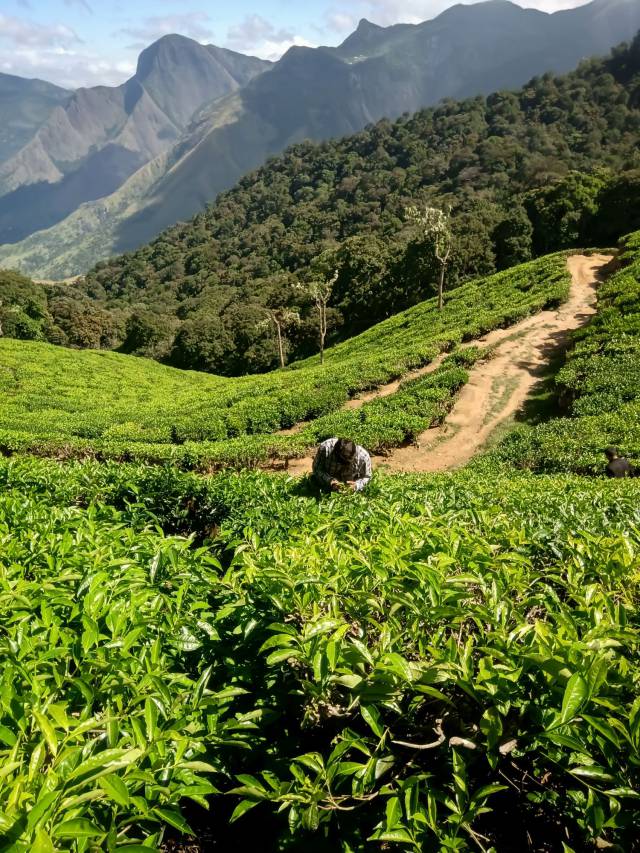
[604, 446, 620, 461]
[333, 438, 357, 464]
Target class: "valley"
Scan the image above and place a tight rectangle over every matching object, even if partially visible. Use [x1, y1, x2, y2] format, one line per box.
[1, 0, 640, 279]
[1, 5, 640, 850]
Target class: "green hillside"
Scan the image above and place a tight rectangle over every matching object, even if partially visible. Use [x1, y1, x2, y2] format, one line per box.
[2, 34, 640, 375]
[2, 235, 640, 849]
[0, 252, 568, 466]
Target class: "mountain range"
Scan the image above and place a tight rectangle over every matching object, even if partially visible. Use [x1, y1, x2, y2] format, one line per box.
[1, 0, 640, 279]
[0, 39, 268, 246]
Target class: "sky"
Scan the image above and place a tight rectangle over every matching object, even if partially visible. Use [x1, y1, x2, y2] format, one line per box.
[0, 0, 593, 90]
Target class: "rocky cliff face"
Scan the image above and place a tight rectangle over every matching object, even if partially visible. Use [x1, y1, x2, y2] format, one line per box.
[0, 36, 269, 243]
[0, 73, 71, 165]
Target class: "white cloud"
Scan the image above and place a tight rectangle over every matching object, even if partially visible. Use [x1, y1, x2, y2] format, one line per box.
[0, 47, 135, 89]
[0, 14, 81, 49]
[327, 0, 591, 29]
[117, 12, 215, 45]
[0, 12, 134, 88]
[325, 10, 359, 33]
[226, 14, 315, 60]
[254, 35, 316, 61]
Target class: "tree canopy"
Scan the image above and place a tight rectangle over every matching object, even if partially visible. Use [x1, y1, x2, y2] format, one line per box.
[3, 35, 640, 374]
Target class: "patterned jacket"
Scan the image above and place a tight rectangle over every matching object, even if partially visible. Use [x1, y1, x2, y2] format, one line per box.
[312, 438, 372, 491]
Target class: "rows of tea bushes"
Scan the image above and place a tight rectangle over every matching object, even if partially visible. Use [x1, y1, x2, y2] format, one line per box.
[0, 351, 482, 471]
[297, 349, 483, 453]
[0, 254, 569, 466]
[1, 456, 639, 850]
[493, 230, 640, 473]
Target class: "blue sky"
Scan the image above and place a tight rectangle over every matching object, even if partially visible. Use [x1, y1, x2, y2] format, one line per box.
[0, 0, 591, 89]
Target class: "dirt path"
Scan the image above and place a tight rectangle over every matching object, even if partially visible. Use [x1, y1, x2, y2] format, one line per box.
[284, 254, 612, 476]
[378, 253, 612, 472]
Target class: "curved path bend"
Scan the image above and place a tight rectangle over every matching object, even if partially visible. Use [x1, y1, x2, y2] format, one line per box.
[283, 254, 613, 476]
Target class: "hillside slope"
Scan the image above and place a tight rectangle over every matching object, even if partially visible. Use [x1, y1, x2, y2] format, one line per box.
[3, 33, 637, 377]
[0, 252, 571, 467]
[0, 73, 71, 165]
[0, 36, 269, 244]
[4, 0, 640, 278]
[493, 229, 640, 472]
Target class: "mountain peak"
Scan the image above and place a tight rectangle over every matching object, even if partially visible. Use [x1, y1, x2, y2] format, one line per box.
[135, 34, 202, 79]
[435, 0, 523, 18]
[356, 18, 382, 32]
[337, 16, 391, 56]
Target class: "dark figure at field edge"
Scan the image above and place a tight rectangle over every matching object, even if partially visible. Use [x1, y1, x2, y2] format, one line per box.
[312, 438, 372, 492]
[604, 446, 636, 478]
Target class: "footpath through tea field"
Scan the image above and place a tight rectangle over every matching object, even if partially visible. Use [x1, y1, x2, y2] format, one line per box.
[285, 253, 612, 476]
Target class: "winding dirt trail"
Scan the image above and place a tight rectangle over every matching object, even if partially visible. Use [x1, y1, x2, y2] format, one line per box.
[283, 254, 612, 476]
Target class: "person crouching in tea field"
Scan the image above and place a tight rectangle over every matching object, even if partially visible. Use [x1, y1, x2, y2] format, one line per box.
[312, 437, 372, 492]
[604, 446, 636, 478]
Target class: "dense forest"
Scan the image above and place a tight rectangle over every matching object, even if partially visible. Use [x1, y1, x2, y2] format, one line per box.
[2, 35, 640, 375]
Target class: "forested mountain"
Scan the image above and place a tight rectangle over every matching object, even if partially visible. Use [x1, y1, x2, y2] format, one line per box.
[0, 36, 269, 244]
[0, 73, 71, 165]
[3, 34, 639, 377]
[2, 0, 640, 279]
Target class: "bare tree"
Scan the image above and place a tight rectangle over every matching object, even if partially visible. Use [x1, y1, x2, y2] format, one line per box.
[304, 269, 338, 365]
[406, 205, 453, 311]
[260, 308, 300, 369]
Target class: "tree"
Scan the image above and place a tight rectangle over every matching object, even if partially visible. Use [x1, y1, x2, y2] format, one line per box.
[170, 315, 235, 374]
[492, 205, 533, 270]
[406, 205, 453, 310]
[525, 171, 607, 255]
[589, 169, 640, 244]
[120, 310, 173, 358]
[299, 270, 338, 364]
[260, 308, 300, 369]
[333, 236, 394, 335]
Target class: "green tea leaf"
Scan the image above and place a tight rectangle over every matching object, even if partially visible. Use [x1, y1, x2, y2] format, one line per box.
[361, 705, 384, 738]
[152, 808, 193, 835]
[53, 819, 104, 839]
[99, 773, 131, 807]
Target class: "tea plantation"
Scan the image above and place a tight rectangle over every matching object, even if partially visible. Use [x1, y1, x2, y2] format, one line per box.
[0, 460, 638, 850]
[1, 238, 640, 850]
[492, 230, 640, 474]
[0, 253, 568, 468]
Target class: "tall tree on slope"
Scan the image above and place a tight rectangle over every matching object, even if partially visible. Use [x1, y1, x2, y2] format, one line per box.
[406, 205, 453, 311]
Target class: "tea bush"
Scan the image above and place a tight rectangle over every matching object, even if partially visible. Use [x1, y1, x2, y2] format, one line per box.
[1, 457, 638, 850]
